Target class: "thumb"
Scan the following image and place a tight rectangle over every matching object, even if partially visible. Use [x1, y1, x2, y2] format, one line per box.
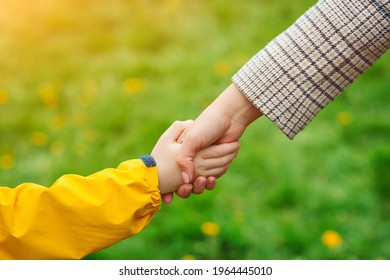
[176, 133, 200, 183]
[161, 193, 173, 205]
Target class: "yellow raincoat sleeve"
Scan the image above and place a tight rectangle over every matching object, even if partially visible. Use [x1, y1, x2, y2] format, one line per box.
[0, 158, 161, 260]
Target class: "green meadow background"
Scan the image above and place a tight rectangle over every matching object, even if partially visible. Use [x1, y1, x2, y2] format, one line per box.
[1, 0, 389, 260]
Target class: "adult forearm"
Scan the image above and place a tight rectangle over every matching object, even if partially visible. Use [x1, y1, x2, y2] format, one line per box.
[212, 84, 263, 129]
[233, 0, 389, 139]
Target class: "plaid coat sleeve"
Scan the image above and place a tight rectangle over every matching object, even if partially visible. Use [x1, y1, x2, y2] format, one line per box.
[232, 0, 389, 139]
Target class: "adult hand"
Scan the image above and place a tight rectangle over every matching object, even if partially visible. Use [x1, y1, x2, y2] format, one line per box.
[162, 84, 262, 203]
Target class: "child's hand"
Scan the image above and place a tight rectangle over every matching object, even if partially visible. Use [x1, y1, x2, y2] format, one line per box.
[152, 120, 192, 195]
[151, 120, 240, 195]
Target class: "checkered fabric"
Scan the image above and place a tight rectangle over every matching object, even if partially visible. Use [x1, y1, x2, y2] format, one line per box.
[232, 0, 390, 139]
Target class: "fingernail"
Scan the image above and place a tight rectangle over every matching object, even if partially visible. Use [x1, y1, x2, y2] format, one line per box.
[184, 186, 192, 196]
[182, 172, 190, 184]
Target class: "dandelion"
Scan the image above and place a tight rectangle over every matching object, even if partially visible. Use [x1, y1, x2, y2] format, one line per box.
[322, 230, 342, 249]
[181, 255, 195, 260]
[0, 89, 9, 105]
[214, 60, 231, 77]
[50, 115, 66, 131]
[0, 154, 14, 170]
[163, 0, 182, 14]
[201, 221, 220, 237]
[336, 111, 352, 126]
[39, 83, 60, 108]
[123, 78, 147, 94]
[31, 131, 48, 146]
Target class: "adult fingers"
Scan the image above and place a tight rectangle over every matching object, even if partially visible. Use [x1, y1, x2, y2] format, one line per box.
[198, 142, 240, 159]
[196, 151, 239, 173]
[175, 183, 194, 198]
[192, 176, 207, 194]
[205, 177, 216, 190]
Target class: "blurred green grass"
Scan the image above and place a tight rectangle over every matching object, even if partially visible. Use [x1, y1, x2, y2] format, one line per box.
[0, 0, 389, 260]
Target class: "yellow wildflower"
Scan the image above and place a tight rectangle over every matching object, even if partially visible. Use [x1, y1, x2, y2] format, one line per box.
[214, 61, 231, 77]
[181, 255, 195, 260]
[39, 83, 60, 108]
[336, 111, 352, 126]
[0, 154, 14, 170]
[163, 0, 182, 14]
[322, 230, 342, 249]
[201, 221, 220, 237]
[123, 78, 147, 94]
[0, 89, 9, 105]
[31, 131, 48, 146]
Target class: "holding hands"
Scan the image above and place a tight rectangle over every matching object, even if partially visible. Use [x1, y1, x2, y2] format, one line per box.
[158, 84, 262, 204]
[151, 119, 240, 198]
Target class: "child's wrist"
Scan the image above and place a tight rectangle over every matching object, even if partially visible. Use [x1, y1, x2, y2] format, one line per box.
[140, 155, 157, 167]
[140, 154, 168, 193]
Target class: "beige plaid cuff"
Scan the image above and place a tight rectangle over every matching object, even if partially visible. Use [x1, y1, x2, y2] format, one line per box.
[233, 0, 390, 139]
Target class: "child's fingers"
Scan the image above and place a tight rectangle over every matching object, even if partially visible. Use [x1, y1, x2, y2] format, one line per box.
[197, 142, 240, 159]
[161, 193, 173, 204]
